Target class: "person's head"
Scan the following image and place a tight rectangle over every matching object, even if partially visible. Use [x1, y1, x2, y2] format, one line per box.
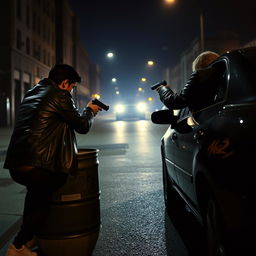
[48, 64, 81, 91]
[192, 51, 220, 72]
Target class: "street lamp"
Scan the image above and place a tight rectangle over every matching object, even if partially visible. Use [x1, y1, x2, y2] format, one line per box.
[141, 77, 147, 82]
[106, 52, 114, 59]
[112, 77, 117, 83]
[199, 7, 204, 51]
[147, 60, 154, 67]
[164, 0, 204, 52]
[164, 0, 175, 4]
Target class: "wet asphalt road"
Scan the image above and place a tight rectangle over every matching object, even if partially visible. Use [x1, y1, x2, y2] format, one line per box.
[0, 115, 205, 256]
[76, 115, 205, 256]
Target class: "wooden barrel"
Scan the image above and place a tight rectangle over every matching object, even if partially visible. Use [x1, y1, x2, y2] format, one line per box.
[36, 149, 101, 256]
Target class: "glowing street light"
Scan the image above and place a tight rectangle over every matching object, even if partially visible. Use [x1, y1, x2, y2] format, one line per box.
[147, 60, 154, 66]
[141, 77, 147, 82]
[138, 87, 143, 92]
[112, 78, 117, 83]
[106, 52, 114, 59]
[116, 91, 120, 95]
[92, 94, 101, 99]
[165, 0, 175, 4]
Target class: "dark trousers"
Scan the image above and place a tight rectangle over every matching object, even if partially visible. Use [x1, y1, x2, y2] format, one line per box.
[9, 168, 67, 248]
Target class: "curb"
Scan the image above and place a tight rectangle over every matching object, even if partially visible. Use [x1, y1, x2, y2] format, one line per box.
[0, 217, 22, 250]
[0, 151, 6, 162]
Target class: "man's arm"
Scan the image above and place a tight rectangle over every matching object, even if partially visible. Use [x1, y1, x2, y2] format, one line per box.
[56, 92, 97, 134]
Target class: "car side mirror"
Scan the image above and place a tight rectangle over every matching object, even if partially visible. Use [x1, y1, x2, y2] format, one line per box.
[151, 109, 177, 125]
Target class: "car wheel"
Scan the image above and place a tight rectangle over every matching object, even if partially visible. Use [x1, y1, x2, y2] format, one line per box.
[206, 198, 226, 256]
[162, 161, 183, 215]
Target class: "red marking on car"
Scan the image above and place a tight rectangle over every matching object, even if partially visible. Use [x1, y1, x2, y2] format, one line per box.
[207, 139, 233, 159]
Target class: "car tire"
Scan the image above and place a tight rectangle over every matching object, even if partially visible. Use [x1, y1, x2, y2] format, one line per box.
[206, 198, 226, 256]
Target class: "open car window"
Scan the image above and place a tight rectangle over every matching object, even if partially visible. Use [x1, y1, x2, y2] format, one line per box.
[194, 60, 228, 112]
[212, 61, 228, 104]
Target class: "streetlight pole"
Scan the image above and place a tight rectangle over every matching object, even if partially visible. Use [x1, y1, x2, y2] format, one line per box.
[164, 0, 205, 52]
[199, 7, 204, 52]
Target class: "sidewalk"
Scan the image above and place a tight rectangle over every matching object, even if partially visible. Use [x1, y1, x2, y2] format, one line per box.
[0, 113, 114, 255]
[0, 113, 118, 255]
[0, 126, 25, 255]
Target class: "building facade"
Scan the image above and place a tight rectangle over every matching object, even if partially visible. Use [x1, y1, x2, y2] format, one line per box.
[0, 0, 100, 126]
[163, 31, 240, 92]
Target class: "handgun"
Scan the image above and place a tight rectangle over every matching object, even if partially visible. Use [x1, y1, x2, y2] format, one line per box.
[151, 80, 167, 90]
[92, 98, 110, 111]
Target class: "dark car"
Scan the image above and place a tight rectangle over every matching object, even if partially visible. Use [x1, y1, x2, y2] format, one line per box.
[151, 47, 255, 256]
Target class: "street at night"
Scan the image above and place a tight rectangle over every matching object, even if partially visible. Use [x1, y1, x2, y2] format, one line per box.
[0, 114, 207, 256]
[1, 0, 255, 255]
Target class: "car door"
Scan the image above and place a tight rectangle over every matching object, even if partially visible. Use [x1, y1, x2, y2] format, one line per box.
[163, 110, 180, 185]
[171, 107, 198, 203]
[172, 60, 229, 205]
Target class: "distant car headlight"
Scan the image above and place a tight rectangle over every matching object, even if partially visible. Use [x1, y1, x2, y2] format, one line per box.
[115, 104, 125, 113]
[136, 102, 147, 112]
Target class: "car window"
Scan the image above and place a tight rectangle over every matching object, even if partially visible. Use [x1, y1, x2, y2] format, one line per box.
[212, 61, 228, 104]
[194, 61, 228, 111]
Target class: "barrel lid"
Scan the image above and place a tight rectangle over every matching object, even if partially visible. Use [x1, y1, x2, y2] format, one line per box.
[77, 148, 99, 156]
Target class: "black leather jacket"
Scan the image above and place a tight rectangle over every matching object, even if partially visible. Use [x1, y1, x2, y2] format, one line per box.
[4, 78, 94, 174]
[158, 67, 217, 111]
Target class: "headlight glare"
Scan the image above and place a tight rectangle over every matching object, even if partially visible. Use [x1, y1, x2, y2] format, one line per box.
[136, 102, 147, 112]
[115, 104, 125, 113]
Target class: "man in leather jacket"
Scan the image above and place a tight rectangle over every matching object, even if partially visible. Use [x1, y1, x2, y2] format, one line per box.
[157, 51, 220, 111]
[4, 64, 102, 256]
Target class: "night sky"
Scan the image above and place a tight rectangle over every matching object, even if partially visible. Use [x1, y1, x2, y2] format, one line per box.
[68, 0, 256, 100]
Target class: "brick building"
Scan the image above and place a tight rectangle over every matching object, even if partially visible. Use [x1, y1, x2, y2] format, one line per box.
[0, 0, 100, 126]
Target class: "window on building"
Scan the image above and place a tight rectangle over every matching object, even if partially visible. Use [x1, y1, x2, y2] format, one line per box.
[33, 41, 36, 58]
[16, 0, 21, 20]
[51, 8, 55, 22]
[52, 32, 55, 48]
[43, 23, 46, 40]
[38, 45, 41, 61]
[43, 49, 46, 64]
[47, 27, 50, 44]
[26, 37, 30, 55]
[16, 29, 22, 50]
[47, 52, 50, 66]
[46, 1, 50, 16]
[37, 16, 41, 35]
[26, 4, 30, 28]
[43, 0, 46, 13]
[37, 67, 40, 77]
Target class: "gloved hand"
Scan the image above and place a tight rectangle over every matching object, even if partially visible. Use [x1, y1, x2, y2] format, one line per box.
[157, 86, 174, 108]
[87, 101, 102, 116]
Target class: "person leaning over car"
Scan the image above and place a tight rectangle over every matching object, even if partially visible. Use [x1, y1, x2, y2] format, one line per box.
[157, 51, 220, 111]
[3, 64, 102, 256]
